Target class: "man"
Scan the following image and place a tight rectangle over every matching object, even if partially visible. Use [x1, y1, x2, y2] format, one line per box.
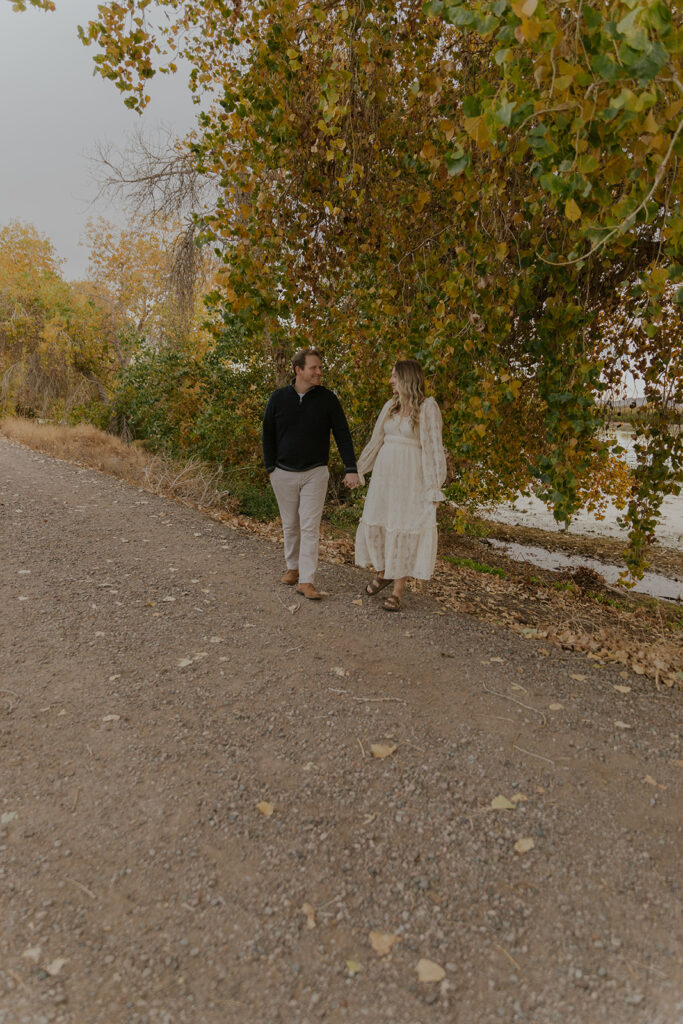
[262, 348, 360, 600]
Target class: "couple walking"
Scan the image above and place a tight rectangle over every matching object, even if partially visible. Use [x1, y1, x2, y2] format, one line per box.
[262, 348, 446, 611]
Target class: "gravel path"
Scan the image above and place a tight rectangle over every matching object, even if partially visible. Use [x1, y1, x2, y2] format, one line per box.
[1, 437, 681, 1024]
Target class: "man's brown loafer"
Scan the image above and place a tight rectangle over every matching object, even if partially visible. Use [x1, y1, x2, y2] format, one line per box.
[296, 583, 322, 600]
[281, 569, 299, 585]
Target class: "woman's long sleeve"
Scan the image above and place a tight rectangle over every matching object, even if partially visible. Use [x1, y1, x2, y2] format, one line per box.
[420, 397, 447, 502]
[357, 400, 393, 485]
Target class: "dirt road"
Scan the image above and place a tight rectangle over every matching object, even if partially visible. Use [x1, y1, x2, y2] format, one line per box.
[1, 437, 681, 1024]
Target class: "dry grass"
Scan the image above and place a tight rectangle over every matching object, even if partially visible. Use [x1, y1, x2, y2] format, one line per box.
[0, 417, 231, 512]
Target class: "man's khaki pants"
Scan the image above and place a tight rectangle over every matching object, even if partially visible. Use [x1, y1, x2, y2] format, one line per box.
[269, 466, 329, 584]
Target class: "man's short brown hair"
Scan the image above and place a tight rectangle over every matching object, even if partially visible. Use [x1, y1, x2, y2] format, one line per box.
[292, 347, 322, 375]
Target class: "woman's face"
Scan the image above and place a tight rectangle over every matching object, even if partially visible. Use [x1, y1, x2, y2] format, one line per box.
[390, 367, 399, 394]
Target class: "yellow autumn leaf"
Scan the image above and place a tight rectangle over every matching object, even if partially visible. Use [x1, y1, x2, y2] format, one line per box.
[370, 742, 397, 759]
[548, 703, 564, 711]
[565, 198, 581, 222]
[435, 300, 445, 318]
[256, 801, 274, 816]
[512, 0, 538, 16]
[614, 721, 632, 730]
[643, 111, 659, 134]
[440, 118, 455, 140]
[490, 795, 516, 810]
[417, 958, 446, 982]
[369, 930, 399, 956]
[346, 959, 363, 975]
[613, 685, 631, 694]
[510, 793, 528, 803]
[514, 836, 535, 854]
[463, 115, 491, 148]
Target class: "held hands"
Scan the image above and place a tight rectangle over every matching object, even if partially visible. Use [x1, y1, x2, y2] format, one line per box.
[343, 472, 361, 489]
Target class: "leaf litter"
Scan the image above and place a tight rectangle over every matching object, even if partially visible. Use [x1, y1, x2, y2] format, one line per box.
[369, 931, 400, 957]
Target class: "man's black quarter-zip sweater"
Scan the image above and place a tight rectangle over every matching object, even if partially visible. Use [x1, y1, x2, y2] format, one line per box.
[262, 385, 357, 474]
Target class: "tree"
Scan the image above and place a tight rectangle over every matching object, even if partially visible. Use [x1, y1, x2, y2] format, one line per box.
[0, 221, 110, 419]
[15, 1, 682, 571]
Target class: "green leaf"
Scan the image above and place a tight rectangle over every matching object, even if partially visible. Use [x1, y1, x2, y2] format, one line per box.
[444, 3, 476, 26]
[445, 148, 469, 175]
[462, 95, 481, 117]
[591, 54, 620, 82]
[496, 99, 516, 126]
[645, 2, 672, 35]
[631, 42, 669, 83]
[582, 6, 602, 31]
[422, 0, 444, 15]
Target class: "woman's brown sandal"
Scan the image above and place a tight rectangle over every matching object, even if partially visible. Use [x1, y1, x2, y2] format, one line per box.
[382, 594, 402, 612]
[365, 576, 393, 596]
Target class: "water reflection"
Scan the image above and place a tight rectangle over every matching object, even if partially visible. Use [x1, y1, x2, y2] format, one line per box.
[487, 538, 682, 603]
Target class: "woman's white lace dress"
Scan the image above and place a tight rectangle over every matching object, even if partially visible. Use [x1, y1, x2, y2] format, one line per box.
[355, 397, 447, 580]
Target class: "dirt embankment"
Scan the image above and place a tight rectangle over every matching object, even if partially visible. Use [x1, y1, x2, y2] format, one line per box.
[1, 432, 681, 1024]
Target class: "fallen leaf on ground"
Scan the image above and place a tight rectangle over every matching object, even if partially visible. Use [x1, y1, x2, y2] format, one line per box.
[346, 959, 363, 975]
[331, 667, 348, 677]
[490, 795, 515, 810]
[45, 958, 68, 976]
[102, 714, 120, 722]
[369, 931, 399, 956]
[256, 801, 274, 817]
[351, 599, 363, 606]
[490, 657, 505, 663]
[417, 958, 446, 982]
[569, 673, 587, 681]
[177, 658, 193, 668]
[1, 811, 18, 824]
[643, 775, 667, 790]
[613, 685, 631, 694]
[510, 793, 528, 803]
[370, 742, 397, 759]
[549, 703, 564, 711]
[614, 721, 633, 730]
[301, 902, 316, 929]
[514, 837, 535, 854]
[22, 946, 41, 962]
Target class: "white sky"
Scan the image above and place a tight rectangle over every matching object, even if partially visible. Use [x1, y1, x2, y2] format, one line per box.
[0, 0, 198, 280]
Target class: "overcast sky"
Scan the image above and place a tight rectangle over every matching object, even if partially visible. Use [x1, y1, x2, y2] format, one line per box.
[0, 0, 198, 280]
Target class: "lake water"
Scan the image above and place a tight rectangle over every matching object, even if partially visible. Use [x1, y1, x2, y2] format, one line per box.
[484, 428, 683, 551]
[480, 428, 682, 601]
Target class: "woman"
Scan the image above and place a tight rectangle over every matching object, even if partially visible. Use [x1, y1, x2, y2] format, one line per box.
[355, 359, 446, 611]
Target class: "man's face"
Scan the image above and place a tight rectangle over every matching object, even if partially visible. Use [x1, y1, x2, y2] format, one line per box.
[296, 355, 323, 390]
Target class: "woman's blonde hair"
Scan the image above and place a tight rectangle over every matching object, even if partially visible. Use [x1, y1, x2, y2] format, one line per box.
[389, 359, 426, 431]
